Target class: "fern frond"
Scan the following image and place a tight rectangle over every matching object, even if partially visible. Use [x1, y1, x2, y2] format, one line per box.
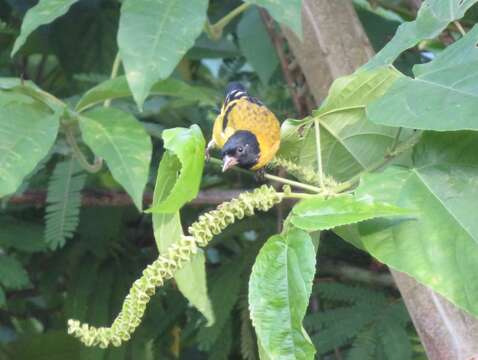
[45, 158, 86, 249]
[317, 282, 387, 306]
[347, 326, 377, 360]
[309, 304, 376, 355]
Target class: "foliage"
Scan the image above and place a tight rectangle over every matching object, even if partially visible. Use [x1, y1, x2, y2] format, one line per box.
[0, 0, 477, 359]
[305, 282, 412, 359]
[44, 157, 86, 249]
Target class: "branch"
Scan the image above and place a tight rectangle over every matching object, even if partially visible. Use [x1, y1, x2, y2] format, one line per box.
[319, 260, 396, 288]
[7, 189, 249, 207]
[259, 9, 309, 117]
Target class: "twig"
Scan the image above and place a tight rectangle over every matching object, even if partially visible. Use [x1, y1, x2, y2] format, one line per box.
[259, 9, 307, 117]
[454, 21, 466, 36]
[208, 158, 322, 193]
[64, 125, 103, 173]
[104, 53, 122, 108]
[205, 3, 251, 40]
[319, 259, 396, 288]
[333, 132, 422, 193]
[8, 189, 248, 207]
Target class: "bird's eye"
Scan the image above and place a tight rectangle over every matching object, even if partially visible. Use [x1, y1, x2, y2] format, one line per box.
[237, 147, 243, 153]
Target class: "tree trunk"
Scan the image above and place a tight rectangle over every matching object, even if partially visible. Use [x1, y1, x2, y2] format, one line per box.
[282, 1, 478, 359]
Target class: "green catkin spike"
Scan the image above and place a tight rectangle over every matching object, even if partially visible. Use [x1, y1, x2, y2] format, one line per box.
[269, 157, 338, 189]
[67, 185, 283, 348]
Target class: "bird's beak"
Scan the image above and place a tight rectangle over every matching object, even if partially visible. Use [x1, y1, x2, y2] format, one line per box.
[222, 155, 239, 172]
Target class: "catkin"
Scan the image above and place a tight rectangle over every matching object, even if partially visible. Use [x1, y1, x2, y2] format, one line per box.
[68, 185, 283, 348]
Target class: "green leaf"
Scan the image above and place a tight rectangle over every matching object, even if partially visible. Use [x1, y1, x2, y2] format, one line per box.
[11, 0, 80, 56]
[0, 218, 46, 252]
[345, 132, 478, 317]
[79, 107, 152, 210]
[237, 8, 279, 84]
[45, 158, 86, 249]
[148, 125, 205, 213]
[0, 78, 65, 113]
[278, 67, 405, 181]
[0, 254, 30, 290]
[152, 155, 213, 324]
[291, 195, 412, 231]
[2, 331, 81, 360]
[75, 76, 218, 112]
[367, 25, 478, 131]
[245, 0, 303, 39]
[364, 0, 478, 69]
[118, 0, 209, 109]
[0, 92, 59, 198]
[249, 227, 316, 360]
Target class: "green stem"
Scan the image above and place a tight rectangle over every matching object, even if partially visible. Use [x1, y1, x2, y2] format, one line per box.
[390, 127, 402, 153]
[64, 125, 103, 173]
[314, 119, 326, 189]
[206, 2, 251, 40]
[208, 158, 322, 193]
[104, 53, 122, 108]
[279, 192, 320, 200]
[334, 132, 422, 193]
[454, 21, 466, 36]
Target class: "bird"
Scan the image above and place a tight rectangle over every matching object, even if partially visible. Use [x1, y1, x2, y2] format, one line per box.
[206, 82, 281, 176]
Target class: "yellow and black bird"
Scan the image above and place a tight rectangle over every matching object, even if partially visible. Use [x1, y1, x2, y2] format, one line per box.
[206, 82, 280, 174]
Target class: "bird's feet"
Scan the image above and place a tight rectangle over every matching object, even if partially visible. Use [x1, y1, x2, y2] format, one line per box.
[205, 140, 215, 162]
[254, 168, 266, 182]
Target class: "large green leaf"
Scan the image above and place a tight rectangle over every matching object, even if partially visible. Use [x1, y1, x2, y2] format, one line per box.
[118, 0, 209, 109]
[291, 195, 411, 231]
[245, 0, 303, 39]
[148, 125, 205, 213]
[0, 92, 59, 198]
[364, 0, 478, 69]
[79, 107, 152, 210]
[152, 150, 213, 325]
[342, 132, 478, 317]
[11, 0, 80, 56]
[368, 25, 478, 131]
[0, 78, 65, 113]
[237, 7, 279, 84]
[0, 254, 30, 290]
[278, 67, 405, 181]
[249, 227, 316, 360]
[75, 76, 218, 112]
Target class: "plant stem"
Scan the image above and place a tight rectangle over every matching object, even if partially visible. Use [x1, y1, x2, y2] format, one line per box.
[390, 127, 402, 153]
[314, 118, 326, 189]
[279, 192, 320, 200]
[208, 158, 322, 193]
[64, 125, 103, 173]
[206, 2, 251, 40]
[334, 132, 422, 193]
[454, 21, 466, 36]
[104, 53, 122, 107]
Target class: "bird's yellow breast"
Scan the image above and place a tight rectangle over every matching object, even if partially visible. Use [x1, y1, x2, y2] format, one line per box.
[212, 97, 280, 170]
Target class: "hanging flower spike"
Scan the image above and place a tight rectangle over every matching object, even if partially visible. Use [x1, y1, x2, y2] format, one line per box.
[269, 157, 338, 189]
[68, 185, 283, 348]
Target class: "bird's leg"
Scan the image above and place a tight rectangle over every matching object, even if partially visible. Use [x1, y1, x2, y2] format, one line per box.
[254, 168, 266, 182]
[205, 140, 215, 161]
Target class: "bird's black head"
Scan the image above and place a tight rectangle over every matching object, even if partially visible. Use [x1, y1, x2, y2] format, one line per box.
[221, 130, 260, 172]
[225, 82, 246, 97]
